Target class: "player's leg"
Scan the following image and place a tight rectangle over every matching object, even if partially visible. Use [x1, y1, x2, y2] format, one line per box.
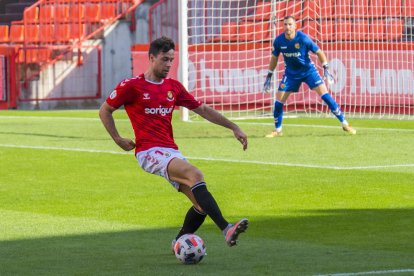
[306, 72, 356, 134]
[167, 158, 229, 231]
[175, 185, 207, 239]
[168, 158, 248, 246]
[171, 185, 207, 253]
[266, 75, 298, 137]
[137, 148, 213, 248]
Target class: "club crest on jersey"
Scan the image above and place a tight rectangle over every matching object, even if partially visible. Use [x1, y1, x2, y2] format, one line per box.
[109, 90, 117, 99]
[143, 93, 150, 100]
[167, 91, 174, 101]
[280, 83, 286, 89]
[295, 43, 300, 49]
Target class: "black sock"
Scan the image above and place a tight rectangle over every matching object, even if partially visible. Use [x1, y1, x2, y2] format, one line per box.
[191, 182, 229, 231]
[175, 206, 207, 240]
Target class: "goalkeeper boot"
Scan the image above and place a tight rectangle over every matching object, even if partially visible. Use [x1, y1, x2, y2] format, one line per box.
[224, 218, 249, 247]
[265, 130, 283, 138]
[342, 125, 356, 135]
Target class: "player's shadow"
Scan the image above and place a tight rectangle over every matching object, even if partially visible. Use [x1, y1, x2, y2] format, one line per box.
[1, 208, 413, 275]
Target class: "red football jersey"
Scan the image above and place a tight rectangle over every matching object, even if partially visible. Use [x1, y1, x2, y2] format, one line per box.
[106, 74, 202, 153]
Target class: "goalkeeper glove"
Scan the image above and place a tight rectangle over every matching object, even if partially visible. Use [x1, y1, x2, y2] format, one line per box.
[323, 63, 334, 84]
[263, 70, 273, 93]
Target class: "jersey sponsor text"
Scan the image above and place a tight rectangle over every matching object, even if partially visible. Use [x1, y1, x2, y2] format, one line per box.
[144, 105, 174, 116]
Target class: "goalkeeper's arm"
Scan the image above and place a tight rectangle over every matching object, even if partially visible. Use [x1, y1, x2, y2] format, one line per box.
[264, 55, 279, 92]
[316, 49, 334, 84]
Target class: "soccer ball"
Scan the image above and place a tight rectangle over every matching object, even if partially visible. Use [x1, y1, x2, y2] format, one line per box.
[174, 234, 206, 264]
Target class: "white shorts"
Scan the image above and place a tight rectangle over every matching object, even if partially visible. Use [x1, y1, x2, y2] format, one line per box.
[136, 147, 186, 190]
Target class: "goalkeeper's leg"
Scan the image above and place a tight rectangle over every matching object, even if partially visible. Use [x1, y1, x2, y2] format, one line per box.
[266, 100, 284, 137]
[266, 91, 292, 138]
[321, 92, 345, 123]
[314, 84, 356, 134]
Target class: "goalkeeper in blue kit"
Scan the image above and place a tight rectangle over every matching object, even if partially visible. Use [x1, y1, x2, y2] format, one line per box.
[264, 16, 356, 137]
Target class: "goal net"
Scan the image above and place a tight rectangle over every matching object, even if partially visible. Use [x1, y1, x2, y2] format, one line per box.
[181, 0, 414, 120]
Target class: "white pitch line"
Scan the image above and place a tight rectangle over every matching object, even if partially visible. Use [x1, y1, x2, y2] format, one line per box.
[189, 120, 414, 132]
[187, 156, 414, 170]
[313, 268, 414, 276]
[1, 144, 413, 170]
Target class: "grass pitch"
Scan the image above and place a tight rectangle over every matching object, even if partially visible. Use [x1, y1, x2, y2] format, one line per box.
[0, 110, 413, 275]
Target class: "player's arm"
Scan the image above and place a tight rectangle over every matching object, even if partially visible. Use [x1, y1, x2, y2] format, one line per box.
[315, 49, 328, 65]
[315, 49, 334, 83]
[264, 54, 279, 92]
[192, 104, 248, 151]
[99, 102, 136, 151]
[268, 54, 279, 72]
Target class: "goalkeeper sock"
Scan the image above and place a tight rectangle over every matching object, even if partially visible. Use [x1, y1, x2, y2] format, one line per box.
[321, 93, 345, 123]
[273, 101, 284, 129]
[191, 182, 229, 231]
[175, 206, 207, 240]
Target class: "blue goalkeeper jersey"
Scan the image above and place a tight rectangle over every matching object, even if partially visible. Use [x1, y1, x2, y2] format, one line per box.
[272, 31, 320, 79]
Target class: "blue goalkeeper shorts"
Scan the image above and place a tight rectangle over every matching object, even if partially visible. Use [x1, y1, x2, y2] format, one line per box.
[278, 68, 324, 92]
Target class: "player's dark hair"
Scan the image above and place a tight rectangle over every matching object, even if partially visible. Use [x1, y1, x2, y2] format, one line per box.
[149, 36, 175, 57]
[284, 15, 296, 21]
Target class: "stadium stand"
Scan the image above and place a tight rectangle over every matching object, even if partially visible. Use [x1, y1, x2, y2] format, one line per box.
[336, 19, 352, 41]
[368, 0, 385, 18]
[285, 0, 302, 20]
[0, 0, 36, 25]
[23, 5, 38, 23]
[9, 24, 24, 43]
[385, 0, 402, 17]
[369, 19, 386, 40]
[302, 19, 318, 40]
[320, 0, 335, 19]
[385, 18, 405, 40]
[206, 0, 410, 44]
[302, 0, 318, 20]
[274, 1, 286, 20]
[319, 20, 335, 41]
[209, 21, 239, 42]
[242, 2, 272, 21]
[404, 0, 414, 17]
[353, 0, 369, 18]
[335, 0, 352, 18]
[352, 19, 370, 41]
[0, 25, 9, 43]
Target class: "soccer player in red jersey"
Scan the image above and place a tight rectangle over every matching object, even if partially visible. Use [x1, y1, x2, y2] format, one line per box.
[99, 36, 248, 249]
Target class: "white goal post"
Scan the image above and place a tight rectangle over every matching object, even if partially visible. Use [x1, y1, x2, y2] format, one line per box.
[179, 0, 414, 120]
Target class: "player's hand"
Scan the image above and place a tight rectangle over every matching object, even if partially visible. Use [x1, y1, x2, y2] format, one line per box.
[115, 137, 136, 151]
[233, 127, 248, 151]
[323, 64, 334, 84]
[263, 71, 273, 93]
